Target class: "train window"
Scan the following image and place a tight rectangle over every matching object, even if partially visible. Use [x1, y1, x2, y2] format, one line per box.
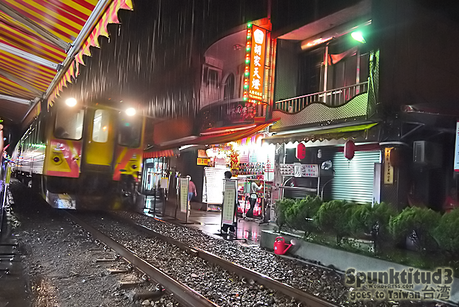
[92, 109, 110, 143]
[55, 108, 84, 140]
[118, 114, 141, 147]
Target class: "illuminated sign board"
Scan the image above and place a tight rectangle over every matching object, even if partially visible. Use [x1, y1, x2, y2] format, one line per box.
[243, 24, 268, 103]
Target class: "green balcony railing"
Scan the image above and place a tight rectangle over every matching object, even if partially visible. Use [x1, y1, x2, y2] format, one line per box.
[274, 81, 369, 114]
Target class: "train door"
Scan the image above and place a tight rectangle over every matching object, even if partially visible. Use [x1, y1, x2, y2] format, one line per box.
[112, 113, 144, 182]
[112, 113, 145, 207]
[82, 107, 116, 171]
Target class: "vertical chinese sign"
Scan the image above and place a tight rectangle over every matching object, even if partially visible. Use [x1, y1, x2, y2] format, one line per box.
[243, 24, 268, 103]
[384, 148, 394, 185]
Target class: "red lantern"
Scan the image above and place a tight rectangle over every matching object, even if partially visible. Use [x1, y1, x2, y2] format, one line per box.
[344, 140, 355, 160]
[296, 142, 306, 160]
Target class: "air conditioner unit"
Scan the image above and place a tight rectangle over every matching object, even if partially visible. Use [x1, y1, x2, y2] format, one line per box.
[413, 141, 442, 167]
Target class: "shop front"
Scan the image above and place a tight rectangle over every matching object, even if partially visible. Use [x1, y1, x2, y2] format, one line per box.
[142, 149, 176, 215]
[264, 122, 383, 206]
[203, 135, 275, 220]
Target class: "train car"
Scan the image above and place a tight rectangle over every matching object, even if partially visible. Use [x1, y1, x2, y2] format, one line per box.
[11, 100, 144, 210]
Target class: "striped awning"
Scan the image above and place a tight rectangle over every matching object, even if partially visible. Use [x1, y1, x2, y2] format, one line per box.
[0, 0, 133, 124]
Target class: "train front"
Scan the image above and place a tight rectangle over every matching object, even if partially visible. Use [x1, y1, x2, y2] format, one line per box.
[43, 101, 144, 210]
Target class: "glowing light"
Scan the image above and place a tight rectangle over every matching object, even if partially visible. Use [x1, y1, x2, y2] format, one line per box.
[102, 126, 107, 131]
[125, 107, 136, 116]
[351, 31, 366, 43]
[65, 97, 77, 107]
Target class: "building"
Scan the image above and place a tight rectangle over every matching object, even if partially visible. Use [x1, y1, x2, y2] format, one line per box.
[264, 0, 459, 212]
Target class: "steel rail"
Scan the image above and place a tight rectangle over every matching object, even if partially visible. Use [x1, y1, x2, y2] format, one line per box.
[67, 213, 219, 307]
[120, 215, 339, 307]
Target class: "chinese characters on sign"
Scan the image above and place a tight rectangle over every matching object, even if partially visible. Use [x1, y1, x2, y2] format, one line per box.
[384, 147, 394, 185]
[180, 178, 189, 213]
[248, 25, 266, 101]
[222, 180, 237, 225]
[280, 164, 319, 177]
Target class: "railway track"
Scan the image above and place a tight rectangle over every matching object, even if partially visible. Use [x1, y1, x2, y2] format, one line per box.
[116, 213, 339, 307]
[68, 213, 217, 307]
[68, 212, 338, 307]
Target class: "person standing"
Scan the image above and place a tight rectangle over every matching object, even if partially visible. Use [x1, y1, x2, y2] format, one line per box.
[246, 180, 262, 218]
[187, 175, 197, 211]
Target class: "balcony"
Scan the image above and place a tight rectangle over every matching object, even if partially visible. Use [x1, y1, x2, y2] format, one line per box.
[274, 81, 368, 113]
[271, 81, 373, 132]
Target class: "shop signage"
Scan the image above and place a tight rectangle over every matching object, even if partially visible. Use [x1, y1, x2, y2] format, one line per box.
[198, 149, 208, 158]
[384, 147, 394, 185]
[294, 163, 302, 177]
[243, 24, 268, 103]
[145, 158, 154, 164]
[180, 178, 189, 213]
[197, 157, 210, 166]
[222, 180, 237, 225]
[280, 164, 319, 177]
[454, 121, 459, 172]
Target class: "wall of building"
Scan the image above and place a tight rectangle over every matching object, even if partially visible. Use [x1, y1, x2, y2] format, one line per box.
[374, 0, 459, 110]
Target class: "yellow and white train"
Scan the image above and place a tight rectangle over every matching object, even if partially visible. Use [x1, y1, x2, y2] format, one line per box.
[11, 100, 145, 210]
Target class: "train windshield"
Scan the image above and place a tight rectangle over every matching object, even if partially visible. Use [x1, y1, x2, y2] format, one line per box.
[118, 114, 141, 148]
[55, 108, 84, 139]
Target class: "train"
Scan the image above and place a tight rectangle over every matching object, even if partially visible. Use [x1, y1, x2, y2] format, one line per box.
[10, 100, 145, 210]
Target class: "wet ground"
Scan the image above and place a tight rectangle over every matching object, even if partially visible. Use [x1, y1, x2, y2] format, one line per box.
[0, 212, 31, 306]
[0, 187, 276, 306]
[144, 198, 276, 245]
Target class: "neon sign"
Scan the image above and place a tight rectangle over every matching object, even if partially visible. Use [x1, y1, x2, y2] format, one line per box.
[243, 24, 267, 103]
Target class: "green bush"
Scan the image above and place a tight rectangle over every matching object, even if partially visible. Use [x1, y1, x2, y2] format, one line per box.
[348, 203, 373, 235]
[285, 196, 322, 238]
[315, 200, 355, 245]
[389, 207, 441, 253]
[348, 202, 397, 253]
[371, 202, 397, 238]
[274, 198, 295, 231]
[434, 209, 459, 257]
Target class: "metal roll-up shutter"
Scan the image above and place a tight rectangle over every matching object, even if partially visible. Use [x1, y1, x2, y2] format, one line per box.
[331, 150, 381, 203]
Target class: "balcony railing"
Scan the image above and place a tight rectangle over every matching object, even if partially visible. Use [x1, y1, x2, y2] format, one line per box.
[274, 81, 368, 113]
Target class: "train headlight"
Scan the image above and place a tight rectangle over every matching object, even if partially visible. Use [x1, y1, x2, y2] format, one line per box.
[65, 97, 77, 107]
[125, 107, 136, 116]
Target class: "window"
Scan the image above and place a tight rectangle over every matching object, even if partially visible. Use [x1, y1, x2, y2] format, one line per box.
[55, 108, 84, 140]
[118, 114, 141, 148]
[92, 109, 110, 142]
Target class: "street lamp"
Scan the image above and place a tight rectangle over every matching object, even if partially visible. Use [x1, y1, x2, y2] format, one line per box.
[351, 31, 366, 44]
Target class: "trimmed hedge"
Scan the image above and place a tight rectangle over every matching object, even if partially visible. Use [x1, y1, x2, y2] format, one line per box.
[274, 197, 459, 258]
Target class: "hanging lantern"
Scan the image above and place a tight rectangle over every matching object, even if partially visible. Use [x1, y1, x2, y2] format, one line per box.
[344, 140, 355, 160]
[296, 142, 306, 160]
